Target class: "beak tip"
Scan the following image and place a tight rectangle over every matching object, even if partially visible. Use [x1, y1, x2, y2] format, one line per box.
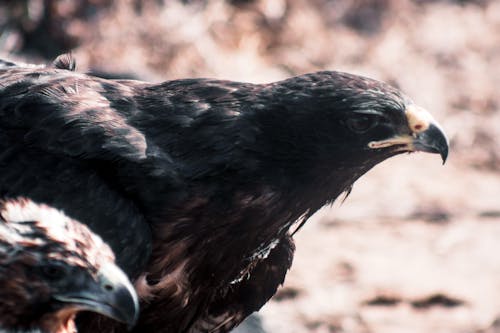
[413, 122, 449, 165]
[128, 302, 140, 328]
[440, 146, 448, 165]
[110, 283, 140, 327]
[97, 263, 140, 327]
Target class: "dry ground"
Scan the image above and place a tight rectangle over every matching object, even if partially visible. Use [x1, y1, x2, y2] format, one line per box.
[1, 0, 499, 332]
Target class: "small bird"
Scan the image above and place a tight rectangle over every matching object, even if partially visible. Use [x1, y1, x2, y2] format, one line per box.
[0, 198, 139, 333]
[0, 55, 448, 332]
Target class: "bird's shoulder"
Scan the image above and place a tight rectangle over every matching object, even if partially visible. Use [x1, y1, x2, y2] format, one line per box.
[0, 65, 151, 164]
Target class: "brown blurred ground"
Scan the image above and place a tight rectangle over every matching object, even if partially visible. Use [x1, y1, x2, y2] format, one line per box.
[1, 0, 499, 332]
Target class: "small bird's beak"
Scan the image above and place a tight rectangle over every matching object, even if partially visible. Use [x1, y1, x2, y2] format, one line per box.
[54, 263, 139, 327]
[368, 104, 449, 163]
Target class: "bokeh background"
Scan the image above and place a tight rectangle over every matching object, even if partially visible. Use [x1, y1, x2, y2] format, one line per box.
[1, 0, 500, 332]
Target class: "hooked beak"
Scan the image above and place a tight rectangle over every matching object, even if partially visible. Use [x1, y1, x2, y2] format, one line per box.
[368, 104, 449, 164]
[412, 123, 449, 163]
[54, 263, 139, 328]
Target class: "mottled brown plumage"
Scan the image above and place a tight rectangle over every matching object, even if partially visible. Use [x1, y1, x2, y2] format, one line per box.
[0, 198, 139, 333]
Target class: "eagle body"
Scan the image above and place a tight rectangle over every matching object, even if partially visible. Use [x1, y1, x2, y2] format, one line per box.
[0, 57, 448, 332]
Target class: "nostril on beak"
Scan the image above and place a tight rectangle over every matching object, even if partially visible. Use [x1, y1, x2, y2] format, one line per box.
[103, 283, 114, 292]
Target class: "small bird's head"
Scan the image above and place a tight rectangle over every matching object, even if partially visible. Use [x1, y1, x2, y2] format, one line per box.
[0, 198, 139, 333]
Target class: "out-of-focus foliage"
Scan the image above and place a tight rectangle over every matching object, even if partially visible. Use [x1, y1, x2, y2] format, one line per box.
[0, 0, 113, 57]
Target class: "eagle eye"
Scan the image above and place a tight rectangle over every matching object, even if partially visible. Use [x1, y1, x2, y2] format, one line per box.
[41, 263, 67, 281]
[345, 115, 379, 133]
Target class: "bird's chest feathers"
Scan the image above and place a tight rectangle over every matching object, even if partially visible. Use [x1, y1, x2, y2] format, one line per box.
[147, 186, 303, 287]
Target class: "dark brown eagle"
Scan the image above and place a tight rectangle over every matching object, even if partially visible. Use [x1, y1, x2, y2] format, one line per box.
[0, 55, 448, 333]
[0, 197, 138, 333]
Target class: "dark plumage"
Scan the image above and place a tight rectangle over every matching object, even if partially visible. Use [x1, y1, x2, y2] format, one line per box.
[0, 198, 139, 333]
[0, 55, 448, 333]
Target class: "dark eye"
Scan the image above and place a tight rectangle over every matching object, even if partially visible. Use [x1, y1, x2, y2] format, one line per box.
[41, 263, 67, 281]
[345, 115, 379, 133]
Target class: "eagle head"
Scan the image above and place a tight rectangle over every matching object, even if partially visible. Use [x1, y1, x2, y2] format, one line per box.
[258, 71, 448, 185]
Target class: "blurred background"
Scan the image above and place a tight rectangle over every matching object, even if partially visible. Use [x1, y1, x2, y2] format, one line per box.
[1, 0, 499, 332]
